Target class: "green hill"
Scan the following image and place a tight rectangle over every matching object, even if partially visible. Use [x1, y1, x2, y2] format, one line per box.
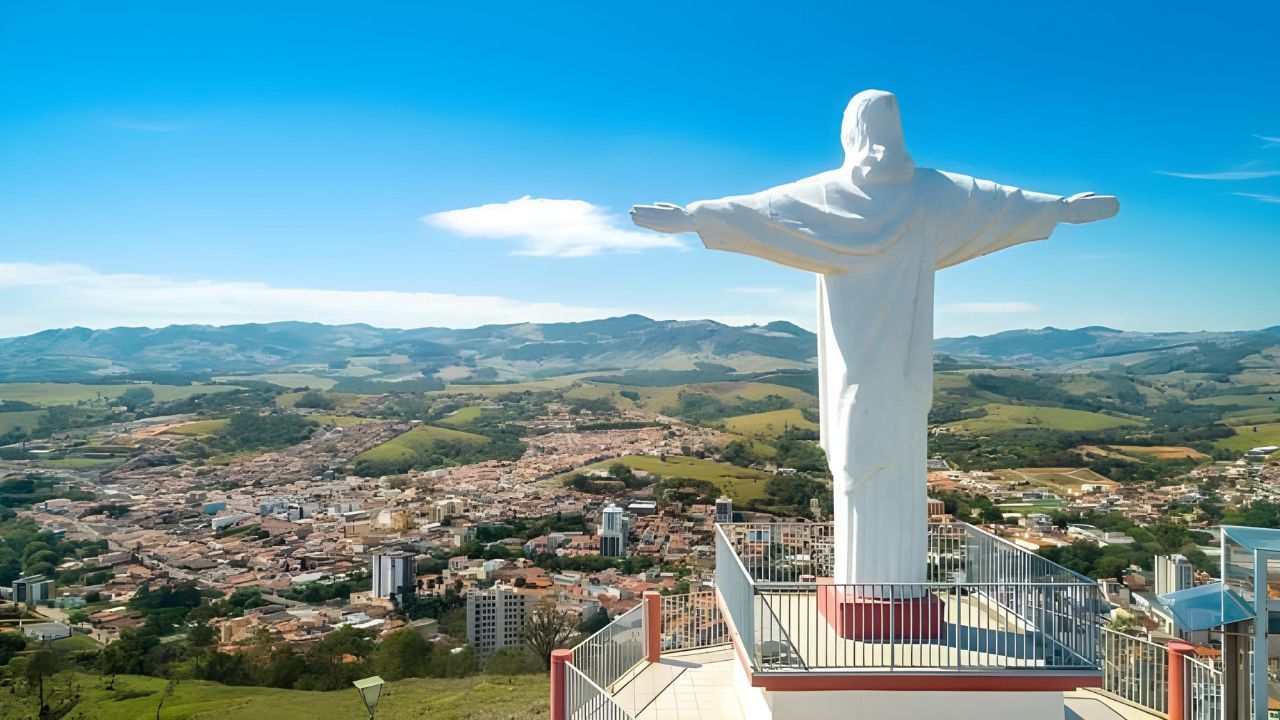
[943, 403, 1142, 434]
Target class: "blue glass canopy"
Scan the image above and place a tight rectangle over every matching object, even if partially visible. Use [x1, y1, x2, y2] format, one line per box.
[1158, 581, 1255, 633]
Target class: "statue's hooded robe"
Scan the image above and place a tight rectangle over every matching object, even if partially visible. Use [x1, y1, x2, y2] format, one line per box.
[686, 90, 1071, 587]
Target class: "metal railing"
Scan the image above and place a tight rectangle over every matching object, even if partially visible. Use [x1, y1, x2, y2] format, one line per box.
[715, 521, 1103, 674]
[658, 591, 728, 652]
[1184, 655, 1222, 720]
[1099, 628, 1169, 716]
[570, 602, 645, 692]
[566, 663, 634, 720]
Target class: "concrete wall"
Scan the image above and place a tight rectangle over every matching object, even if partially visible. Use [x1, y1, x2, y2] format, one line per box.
[730, 657, 1065, 720]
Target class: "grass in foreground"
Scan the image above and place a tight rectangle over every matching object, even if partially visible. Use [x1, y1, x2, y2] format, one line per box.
[0, 672, 548, 720]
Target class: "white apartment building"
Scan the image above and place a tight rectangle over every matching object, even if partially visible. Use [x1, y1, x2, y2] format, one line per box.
[466, 585, 539, 656]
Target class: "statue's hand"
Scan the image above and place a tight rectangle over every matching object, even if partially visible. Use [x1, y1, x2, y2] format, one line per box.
[1062, 192, 1119, 224]
[630, 202, 696, 234]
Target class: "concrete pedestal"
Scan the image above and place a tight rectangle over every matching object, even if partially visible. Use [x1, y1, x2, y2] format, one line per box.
[816, 579, 944, 641]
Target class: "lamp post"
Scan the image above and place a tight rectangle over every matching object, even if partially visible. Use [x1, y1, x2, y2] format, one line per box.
[352, 676, 385, 720]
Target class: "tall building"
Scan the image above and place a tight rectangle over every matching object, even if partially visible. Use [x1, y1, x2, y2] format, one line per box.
[714, 497, 733, 524]
[371, 550, 416, 601]
[598, 503, 628, 558]
[1154, 553, 1194, 596]
[467, 585, 538, 656]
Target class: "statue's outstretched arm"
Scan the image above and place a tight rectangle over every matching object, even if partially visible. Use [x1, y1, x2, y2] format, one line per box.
[631, 203, 696, 234]
[1060, 192, 1120, 224]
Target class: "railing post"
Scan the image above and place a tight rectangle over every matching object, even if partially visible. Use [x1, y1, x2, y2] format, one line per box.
[1168, 639, 1193, 720]
[550, 648, 572, 720]
[644, 590, 662, 663]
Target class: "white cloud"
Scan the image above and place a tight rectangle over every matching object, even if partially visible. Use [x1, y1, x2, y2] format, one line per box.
[422, 196, 685, 257]
[1232, 192, 1280, 204]
[0, 263, 618, 338]
[1256, 134, 1280, 146]
[942, 301, 1038, 314]
[1155, 169, 1280, 181]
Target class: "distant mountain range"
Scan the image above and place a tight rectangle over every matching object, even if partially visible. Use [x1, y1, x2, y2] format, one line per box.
[1, 318, 1277, 384]
[0, 316, 816, 384]
[934, 326, 1280, 374]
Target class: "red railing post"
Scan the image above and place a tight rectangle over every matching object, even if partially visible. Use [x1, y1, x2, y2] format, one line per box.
[644, 591, 662, 662]
[1168, 639, 1194, 720]
[550, 648, 572, 720]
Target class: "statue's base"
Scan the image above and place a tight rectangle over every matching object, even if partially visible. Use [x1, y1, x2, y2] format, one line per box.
[816, 578, 945, 641]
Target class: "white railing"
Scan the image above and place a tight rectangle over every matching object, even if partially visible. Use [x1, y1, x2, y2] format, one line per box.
[565, 662, 634, 720]
[715, 522, 1103, 674]
[1099, 628, 1169, 715]
[753, 580, 1098, 671]
[658, 591, 728, 652]
[1184, 655, 1222, 720]
[716, 523, 756, 656]
[570, 603, 645, 692]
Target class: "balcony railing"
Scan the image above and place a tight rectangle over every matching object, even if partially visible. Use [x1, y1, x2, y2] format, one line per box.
[715, 521, 1103, 674]
[1096, 627, 1224, 720]
[658, 590, 729, 652]
[1099, 627, 1169, 715]
[570, 602, 646, 693]
[565, 663, 634, 720]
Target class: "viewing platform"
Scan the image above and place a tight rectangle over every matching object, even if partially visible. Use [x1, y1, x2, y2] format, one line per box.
[550, 521, 1180, 720]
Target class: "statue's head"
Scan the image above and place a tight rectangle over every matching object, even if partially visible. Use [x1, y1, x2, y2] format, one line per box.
[841, 90, 914, 184]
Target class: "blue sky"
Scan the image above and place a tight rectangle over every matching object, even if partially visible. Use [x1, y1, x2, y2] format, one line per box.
[1, 2, 1278, 338]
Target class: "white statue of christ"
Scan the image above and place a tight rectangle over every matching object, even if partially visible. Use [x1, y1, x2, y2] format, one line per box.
[632, 89, 1118, 590]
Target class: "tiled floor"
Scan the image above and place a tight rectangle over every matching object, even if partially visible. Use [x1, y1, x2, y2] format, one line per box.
[612, 647, 745, 720]
[1064, 691, 1163, 719]
[606, 648, 1154, 720]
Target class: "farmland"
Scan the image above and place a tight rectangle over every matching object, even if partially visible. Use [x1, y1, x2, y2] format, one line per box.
[942, 403, 1142, 435]
[0, 382, 239, 406]
[724, 408, 817, 436]
[1215, 423, 1280, 454]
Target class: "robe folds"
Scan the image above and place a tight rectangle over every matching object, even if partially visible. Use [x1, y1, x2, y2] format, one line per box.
[688, 168, 1066, 588]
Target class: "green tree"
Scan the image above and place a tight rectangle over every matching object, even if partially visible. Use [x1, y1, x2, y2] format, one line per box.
[117, 387, 156, 411]
[522, 600, 576, 670]
[372, 628, 431, 680]
[23, 648, 61, 718]
[484, 646, 540, 675]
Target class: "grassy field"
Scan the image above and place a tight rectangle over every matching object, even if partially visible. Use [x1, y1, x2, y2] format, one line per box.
[167, 418, 231, 436]
[723, 408, 817, 436]
[213, 374, 338, 390]
[995, 467, 1117, 493]
[0, 383, 238, 406]
[943, 403, 1142, 434]
[0, 409, 44, 434]
[0, 672, 548, 720]
[1215, 423, 1280, 454]
[1107, 445, 1209, 461]
[355, 424, 490, 465]
[37, 457, 123, 469]
[439, 406, 485, 427]
[275, 391, 368, 411]
[584, 454, 771, 502]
